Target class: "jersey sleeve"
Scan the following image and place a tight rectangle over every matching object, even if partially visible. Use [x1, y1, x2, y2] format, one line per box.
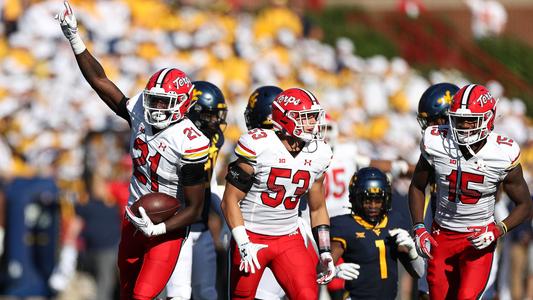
[330, 215, 350, 250]
[503, 137, 521, 172]
[181, 133, 210, 165]
[234, 133, 258, 166]
[420, 126, 437, 166]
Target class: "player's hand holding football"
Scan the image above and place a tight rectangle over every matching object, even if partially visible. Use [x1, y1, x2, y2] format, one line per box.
[125, 206, 166, 237]
[232, 226, 268, 274]
[467, 222, 505, 250]
[413, 223, 438, 259]
[317, 252, 336, 284]
[55, 1, 86, 54]
[390, 228, 418, 259]
[335, 263, 360, 280]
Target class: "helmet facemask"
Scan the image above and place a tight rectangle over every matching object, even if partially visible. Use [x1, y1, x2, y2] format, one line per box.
[286, 107, 327, 142]
[143, 86, 192, 129]
[449, 109, 494, 145]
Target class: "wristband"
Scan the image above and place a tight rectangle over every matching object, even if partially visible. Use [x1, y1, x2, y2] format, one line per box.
[413, 223, 425, 231]
[69, 35, 86, 55]
[312, 224, 331, 254]
[232, 225, 250, 246]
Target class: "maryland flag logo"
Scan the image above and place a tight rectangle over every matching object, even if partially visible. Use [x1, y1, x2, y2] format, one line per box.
[248, 92, 259, 109]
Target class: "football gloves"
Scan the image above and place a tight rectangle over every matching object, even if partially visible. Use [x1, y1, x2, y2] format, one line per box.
[55, 1, 86, 54]
[467, 223, 503, 250]
[125, 206, 166, 237]
[232, 226, 268, 274]
[317, 252, 336, 285]
[335, 263, 360, 280]
[413, 223, 438, 259]
[390, 228, 418, 259]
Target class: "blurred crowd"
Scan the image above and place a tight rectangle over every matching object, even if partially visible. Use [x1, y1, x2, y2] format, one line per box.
[0, 0, 532, 299]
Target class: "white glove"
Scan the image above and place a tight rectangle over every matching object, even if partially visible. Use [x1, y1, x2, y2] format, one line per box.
[467, 223, 502, 250]
[390, 228, 418, 259]
[125, 206, 166, 237]
[317, 252, 336, 285]
[335, 263, 360, 280]
[232, 226, 268, 274]
[55, 1, 86, 54]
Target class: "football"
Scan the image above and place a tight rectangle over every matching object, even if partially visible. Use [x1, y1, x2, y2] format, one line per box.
[130, 192, 181, 224]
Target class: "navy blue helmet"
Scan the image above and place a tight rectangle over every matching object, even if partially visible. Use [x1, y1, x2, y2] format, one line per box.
[244, 85, 283, 130]
[417, 82, 459, 130]
[188, 81, 227, 138]
[349, 167, 392, 224]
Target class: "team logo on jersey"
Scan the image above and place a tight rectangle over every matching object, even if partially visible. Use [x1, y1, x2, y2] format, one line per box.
[356, 232, 365, 238]
[158, 142, 167, 151]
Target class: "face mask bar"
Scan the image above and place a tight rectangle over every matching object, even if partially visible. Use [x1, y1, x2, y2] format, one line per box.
[143, 90, 189, 128]
[449, 111, 492, 145]
[287, 108, 327, 142]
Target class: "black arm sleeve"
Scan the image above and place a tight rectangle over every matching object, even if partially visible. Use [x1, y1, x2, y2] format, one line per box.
[225, 161, 253, 193]
[116, 96, 131, 126]
[181, 163, 207, 186]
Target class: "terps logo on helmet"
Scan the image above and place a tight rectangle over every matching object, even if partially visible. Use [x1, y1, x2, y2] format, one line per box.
[475, 92, 494, 107]
[276, 95, 301, 106]
[174, 76, 192, 88]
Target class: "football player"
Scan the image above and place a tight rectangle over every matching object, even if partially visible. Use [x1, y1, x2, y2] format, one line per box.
[330, 167, 425, 299]
[221, 88, 336, 299]
[415, 82, 459, 299]
[166, 81, 227, 300]
[409, 84, 532, 299]
[57, 3, 209, 300]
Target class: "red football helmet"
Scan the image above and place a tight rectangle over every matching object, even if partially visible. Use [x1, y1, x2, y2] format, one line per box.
[272, 88, 326, 142]
[448, 84, 498, 145]
[143, 68, 194, 129]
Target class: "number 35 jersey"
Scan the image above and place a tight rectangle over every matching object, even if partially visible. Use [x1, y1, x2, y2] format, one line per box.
[126, 93, 210, 206]
[235, 129, 333, 236]
[421, 125, 520, 232]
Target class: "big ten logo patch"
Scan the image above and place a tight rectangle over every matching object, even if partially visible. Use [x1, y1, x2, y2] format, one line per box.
[277, 95, 301, 106]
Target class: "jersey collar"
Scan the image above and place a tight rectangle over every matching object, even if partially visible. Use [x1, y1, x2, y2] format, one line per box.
[353, 214, 388, 230]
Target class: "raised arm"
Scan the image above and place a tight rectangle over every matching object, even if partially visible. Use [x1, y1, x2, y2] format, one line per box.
[56, 1, 127, 119]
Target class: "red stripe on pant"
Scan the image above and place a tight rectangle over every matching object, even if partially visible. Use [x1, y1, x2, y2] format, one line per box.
[427, 222, 496, 300]
[117, 218, 187, 300]
[229, 229, 318, 300]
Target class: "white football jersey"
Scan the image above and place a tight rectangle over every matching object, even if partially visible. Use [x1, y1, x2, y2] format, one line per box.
[324, 142, 361, 217]
[126, 93, 210, 205]
[422, 125, 520, 232]
[235, 129, 332, 236]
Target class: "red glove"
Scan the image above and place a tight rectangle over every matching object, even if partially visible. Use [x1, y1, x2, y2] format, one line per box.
[413, 223, 438, 259]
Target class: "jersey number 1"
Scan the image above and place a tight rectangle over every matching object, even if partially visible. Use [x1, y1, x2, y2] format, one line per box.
[261, 167, 311, 209]
[133, 138, 161, 192]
